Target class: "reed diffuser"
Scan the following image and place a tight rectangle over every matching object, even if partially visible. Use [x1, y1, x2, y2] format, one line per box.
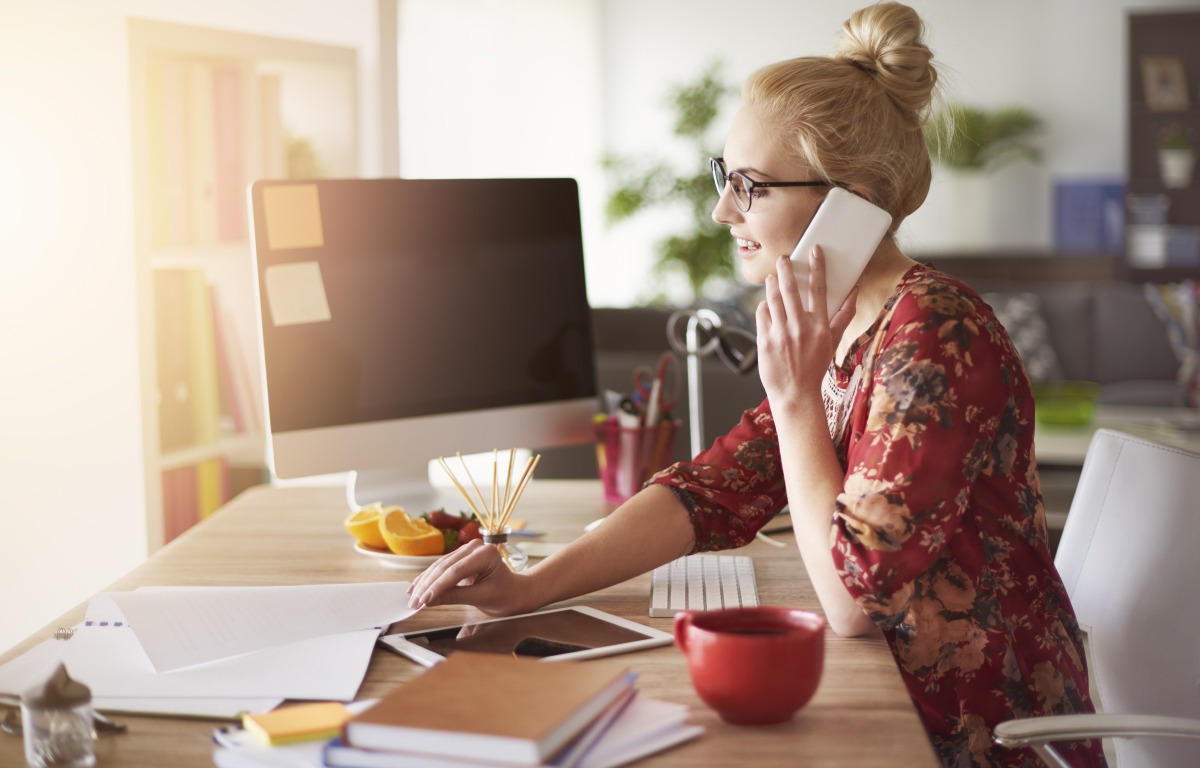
[437, 449, 540, 572]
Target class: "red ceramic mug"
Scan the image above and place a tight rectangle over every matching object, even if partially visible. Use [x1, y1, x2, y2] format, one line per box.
[674, 606, 826, 726]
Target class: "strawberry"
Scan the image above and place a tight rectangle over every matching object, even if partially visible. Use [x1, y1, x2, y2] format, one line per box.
[456, 521, 483, 548]
[428, 509, 469, 531]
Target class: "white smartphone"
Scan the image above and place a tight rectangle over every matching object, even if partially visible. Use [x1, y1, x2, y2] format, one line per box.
[789, 186, 893, 316]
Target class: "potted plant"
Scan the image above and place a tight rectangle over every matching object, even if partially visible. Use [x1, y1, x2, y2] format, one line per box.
[922, 104, 1043, 248]
[604, 63, 736, 305]
[924, 104, 1044, 173]
[1157, 121, 1195, 189]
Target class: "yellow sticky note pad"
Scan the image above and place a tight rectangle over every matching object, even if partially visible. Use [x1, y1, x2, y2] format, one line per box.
[264, 261, 332, 327]
[262, 183, 324, 251]
[242, 701, 351, 746]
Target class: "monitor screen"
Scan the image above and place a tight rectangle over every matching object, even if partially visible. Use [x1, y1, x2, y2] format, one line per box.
[248, 178, 598, 510]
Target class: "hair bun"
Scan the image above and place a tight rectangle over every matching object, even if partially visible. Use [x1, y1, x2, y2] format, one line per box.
[834, 2, 937, 119]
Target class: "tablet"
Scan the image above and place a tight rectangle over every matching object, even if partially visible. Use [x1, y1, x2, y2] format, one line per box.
[378, 606, 673, 668]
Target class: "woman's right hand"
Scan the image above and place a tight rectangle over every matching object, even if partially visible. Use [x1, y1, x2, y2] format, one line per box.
[406, 539, 536, 617]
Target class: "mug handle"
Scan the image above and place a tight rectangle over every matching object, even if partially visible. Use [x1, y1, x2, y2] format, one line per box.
[673, 611, 693, 652]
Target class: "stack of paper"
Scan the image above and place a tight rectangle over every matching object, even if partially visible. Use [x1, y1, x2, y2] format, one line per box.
[0, 583, 418, 718]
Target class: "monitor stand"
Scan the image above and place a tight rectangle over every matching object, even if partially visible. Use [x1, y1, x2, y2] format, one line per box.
[349, 467, 458, 515]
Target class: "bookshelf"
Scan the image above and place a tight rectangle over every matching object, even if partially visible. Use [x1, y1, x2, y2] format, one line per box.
[128, 19, 358, 547]
[1124, 9, 1200, 282]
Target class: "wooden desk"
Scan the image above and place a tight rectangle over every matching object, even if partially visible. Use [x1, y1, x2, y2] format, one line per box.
[0, 481, 937, 767]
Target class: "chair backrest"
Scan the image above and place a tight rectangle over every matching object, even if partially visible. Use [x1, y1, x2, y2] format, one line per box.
[1055, 428, 1200, 766]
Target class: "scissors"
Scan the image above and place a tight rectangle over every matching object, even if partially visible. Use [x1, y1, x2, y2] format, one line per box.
[631, 351, 681, 421]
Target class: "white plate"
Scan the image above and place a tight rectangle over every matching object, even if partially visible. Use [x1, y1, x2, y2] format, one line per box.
[354, 543, 441, 570]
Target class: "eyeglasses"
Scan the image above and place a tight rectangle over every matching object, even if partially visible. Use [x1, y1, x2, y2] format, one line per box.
[710, 157, 839, 213]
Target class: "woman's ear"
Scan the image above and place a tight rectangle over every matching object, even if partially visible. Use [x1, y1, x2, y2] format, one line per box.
[843, 184, 876, 204]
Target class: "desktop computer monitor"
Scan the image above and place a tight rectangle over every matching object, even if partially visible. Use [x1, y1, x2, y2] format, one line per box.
[248, 177, 598, 511]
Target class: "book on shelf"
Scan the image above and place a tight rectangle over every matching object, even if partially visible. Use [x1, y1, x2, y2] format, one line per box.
[146, 54, 253, 249]
[212, 64, 248, 242]
[185, 269, 221, 445]
[156, 269, 262, 451]
[342, 652, 636, 766]
[210, 286, 253, 435]
[154, 269, 196, 451]
[186, 60, 219, 246]
[162, 458, 265, 542]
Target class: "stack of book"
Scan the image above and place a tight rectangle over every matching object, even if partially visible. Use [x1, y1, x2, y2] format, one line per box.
[327, 651, 701, 768]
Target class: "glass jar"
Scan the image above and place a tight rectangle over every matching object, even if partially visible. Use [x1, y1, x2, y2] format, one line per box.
[22, 664, 95, 768]
[482, 526, 528, 572]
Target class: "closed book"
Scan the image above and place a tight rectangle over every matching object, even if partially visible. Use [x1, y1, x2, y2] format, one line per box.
[343, 652, 633, 766]
[185, 269, 220, 445]
[154, 269, 194, 451]
[325, 691, 701, 768]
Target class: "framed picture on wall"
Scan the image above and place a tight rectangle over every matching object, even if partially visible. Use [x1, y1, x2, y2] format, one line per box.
[1141, 56, 1190, 112]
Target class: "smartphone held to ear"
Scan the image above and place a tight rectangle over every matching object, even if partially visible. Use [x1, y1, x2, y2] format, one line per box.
[788, 187, 892, 316]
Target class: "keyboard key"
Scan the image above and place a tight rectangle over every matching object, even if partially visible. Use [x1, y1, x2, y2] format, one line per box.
[649, 555, 758, 617]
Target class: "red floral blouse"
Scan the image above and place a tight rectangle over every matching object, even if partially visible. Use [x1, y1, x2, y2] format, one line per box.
[652, 265, 1106, 768]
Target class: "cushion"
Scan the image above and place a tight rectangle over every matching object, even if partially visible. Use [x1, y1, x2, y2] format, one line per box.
[983, 291, 1065, 382]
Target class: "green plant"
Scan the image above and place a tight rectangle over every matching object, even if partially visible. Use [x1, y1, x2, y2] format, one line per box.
[1157, 121, 1194, 150]
[604, 62, 734, 304]
[924, 104, 1044, 173]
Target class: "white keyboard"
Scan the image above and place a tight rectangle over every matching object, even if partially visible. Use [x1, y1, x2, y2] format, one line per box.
[649, 555, 759, 617]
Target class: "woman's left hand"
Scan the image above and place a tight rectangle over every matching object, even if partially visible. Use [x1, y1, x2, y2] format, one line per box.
[755, 246, 857, 404]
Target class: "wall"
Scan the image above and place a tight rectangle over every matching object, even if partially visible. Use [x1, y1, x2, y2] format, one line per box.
[394, 0, 1199, 307]
[396, 0, 607, 308]
[596, 0, 1200, 305]
[0, 0, 380, 656]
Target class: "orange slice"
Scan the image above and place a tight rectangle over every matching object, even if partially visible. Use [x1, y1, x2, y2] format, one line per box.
[380, 508, 444, 556]
[344, 503, 387, 550]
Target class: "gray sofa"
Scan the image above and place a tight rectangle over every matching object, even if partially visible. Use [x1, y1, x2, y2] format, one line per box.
[536, 279, 1185, 479]
[975, 279, 1182, 406]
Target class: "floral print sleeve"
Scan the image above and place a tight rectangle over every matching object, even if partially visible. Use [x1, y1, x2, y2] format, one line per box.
[651, 402, 787, 552]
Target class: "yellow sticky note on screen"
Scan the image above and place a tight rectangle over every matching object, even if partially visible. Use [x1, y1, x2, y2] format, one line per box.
[262, 183, 324, 250]
[264, 261, 332, 327]
[242, 701, 351, 746]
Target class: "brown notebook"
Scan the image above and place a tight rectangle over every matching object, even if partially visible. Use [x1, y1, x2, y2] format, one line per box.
[343, 651, 633, 765]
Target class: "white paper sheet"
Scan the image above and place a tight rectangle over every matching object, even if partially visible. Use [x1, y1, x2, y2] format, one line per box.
[0, 583, 420, 714]
[64, 624, 381, 699]
[107, 582, 416, 671]
[0, 640, 282, 718]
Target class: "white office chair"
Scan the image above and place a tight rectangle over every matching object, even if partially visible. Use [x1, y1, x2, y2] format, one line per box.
[993, 429, 1200, 766]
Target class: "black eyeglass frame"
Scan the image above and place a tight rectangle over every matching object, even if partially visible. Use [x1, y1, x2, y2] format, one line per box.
[710, 157, 844, 212]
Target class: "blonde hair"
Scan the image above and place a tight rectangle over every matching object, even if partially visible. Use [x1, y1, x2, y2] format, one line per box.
[742, 2, 938, 230]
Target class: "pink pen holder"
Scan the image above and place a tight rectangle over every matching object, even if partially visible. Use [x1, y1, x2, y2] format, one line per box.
[594, 418, 681, 503]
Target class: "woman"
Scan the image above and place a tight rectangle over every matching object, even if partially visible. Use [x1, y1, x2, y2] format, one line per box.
[409, 4, 1104, 766]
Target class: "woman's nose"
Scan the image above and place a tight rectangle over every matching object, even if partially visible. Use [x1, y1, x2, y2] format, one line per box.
[711, 186, 740, 225]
